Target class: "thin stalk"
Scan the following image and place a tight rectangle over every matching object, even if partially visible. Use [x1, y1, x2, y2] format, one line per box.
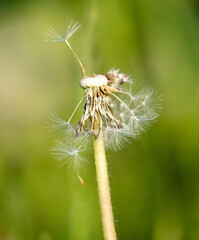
[93, 130, 117, 240]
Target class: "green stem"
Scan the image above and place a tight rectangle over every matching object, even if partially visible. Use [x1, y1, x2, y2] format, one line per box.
[93, 130, 117, 240]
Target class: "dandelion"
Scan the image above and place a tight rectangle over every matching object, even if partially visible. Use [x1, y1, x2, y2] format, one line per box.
[46, 20, 161, 240]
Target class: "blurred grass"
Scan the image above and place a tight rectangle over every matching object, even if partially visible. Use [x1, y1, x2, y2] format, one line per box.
[0, 0, 199, 239]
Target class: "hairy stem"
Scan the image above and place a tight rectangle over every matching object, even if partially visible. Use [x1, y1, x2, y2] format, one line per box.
[93, 130, 117, 240]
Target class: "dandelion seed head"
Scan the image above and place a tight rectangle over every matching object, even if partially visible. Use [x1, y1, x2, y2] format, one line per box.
[47, 20, 161, 156]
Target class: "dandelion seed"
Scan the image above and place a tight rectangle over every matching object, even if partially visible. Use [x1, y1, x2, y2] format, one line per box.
[52, 132, 88, 168]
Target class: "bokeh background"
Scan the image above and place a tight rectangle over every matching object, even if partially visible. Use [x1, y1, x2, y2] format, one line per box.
[0, 0, 199, 239]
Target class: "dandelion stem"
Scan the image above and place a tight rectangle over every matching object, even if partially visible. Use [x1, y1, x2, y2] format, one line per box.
[93, 130, 117, 240]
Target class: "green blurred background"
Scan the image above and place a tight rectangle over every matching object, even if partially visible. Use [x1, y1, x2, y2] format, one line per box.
[0, 0, 199, 239]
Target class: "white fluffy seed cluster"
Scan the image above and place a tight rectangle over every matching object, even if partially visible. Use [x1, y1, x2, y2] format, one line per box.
[46, 21, 161, 167]
[49, 68, 161, 167]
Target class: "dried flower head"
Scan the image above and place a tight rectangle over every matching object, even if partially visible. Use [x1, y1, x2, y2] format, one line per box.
[46, 20, 161, 167]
